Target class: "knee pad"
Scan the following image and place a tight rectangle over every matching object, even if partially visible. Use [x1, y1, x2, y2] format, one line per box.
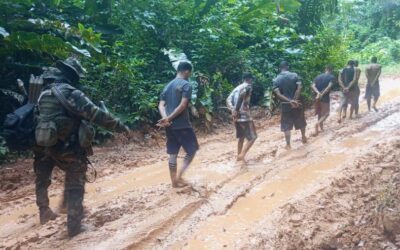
[169, 154, 178, 169]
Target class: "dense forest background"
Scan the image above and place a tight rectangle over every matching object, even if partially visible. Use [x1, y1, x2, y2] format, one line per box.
[1, 0, 399, 159]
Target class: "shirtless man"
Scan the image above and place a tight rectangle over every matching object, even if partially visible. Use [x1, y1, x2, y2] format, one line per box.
[158, 62, 199, 187]
[365, 57, 382, 112]
[311, 64, 335, 136]
[352, 60, 361, 117]
[273, 61, 307, 149]
[227, 72, 257, 162]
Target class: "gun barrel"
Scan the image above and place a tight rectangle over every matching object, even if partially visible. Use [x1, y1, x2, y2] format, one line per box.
[17, 79, 28, 96]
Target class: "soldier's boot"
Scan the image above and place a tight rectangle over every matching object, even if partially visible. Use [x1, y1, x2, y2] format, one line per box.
[39, 206, 58, 225]
[67, 189, 85, 238]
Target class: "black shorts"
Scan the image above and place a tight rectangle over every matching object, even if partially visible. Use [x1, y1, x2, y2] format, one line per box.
[281, 108, 307, 132]
[166, 128, 199, 155]
[235, 121, 257, 141]
[365, 82, 380, 100]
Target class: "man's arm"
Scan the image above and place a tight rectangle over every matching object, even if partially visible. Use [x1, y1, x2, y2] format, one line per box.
[158, 100, 168, 119]
[311, 82, 320, 95]
[274, 88, 299, 108]
[338, 70, 346, 89]
[159, 97, 189, 125]
[294, 83, 302, 100]
[372, 67, 382, 86]
[321, 82, 333, 97]
[69, 90, 128, 133]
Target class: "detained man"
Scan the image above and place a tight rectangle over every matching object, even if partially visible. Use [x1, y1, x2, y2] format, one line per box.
[365, 57, 382, 112]
[226, 72, 257, 162]
[273, 61, 307, 149]
[311, 64, 335, 136]
[158, 62, 199, 188]
[338, 60, 356, 123]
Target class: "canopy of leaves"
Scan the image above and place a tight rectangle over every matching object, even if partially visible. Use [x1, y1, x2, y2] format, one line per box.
[0, 0, 361, 132]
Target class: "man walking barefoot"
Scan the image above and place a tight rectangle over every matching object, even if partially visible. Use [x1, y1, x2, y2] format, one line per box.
[158, 62, 199, 188]
[338, 60, 356, 123]
[353, 60, 361, 117]
[365, 57, 382, 112]
[273, 61, 307, 149]
[227, 72, 257, 162]
[311, 64, 335, 136]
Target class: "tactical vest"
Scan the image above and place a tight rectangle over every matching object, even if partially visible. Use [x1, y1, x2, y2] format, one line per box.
[35, 84, 80, 147]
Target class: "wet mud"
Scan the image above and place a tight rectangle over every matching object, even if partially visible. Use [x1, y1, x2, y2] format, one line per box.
[0, 75, 399, 249]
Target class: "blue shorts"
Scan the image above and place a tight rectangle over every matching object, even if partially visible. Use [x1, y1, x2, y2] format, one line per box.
[166, 128, 199, 155]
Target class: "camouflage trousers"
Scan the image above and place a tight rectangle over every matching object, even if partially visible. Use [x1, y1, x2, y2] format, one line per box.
[34, 148, 87, 231]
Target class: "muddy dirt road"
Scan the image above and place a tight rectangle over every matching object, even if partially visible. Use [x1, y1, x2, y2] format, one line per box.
[1, 74, 400, 250]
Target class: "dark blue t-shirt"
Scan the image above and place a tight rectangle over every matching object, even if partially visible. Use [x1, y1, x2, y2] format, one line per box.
[160, 78, 192, 129]
[273, 71, 302, 112]
[314, 73, 335, 103]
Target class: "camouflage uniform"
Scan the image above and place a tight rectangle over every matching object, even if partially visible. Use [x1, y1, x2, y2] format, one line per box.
[34, 59, 128, 237]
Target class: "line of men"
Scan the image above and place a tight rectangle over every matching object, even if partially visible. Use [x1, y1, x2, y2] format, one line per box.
[32, 56, 381, 237]
[157, 57, 382, 188]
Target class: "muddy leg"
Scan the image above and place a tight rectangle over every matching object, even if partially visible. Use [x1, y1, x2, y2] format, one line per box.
[65, 159, 86, 238]
[35, 156, 58, 225]
[300, 127, 307, 144]
[373, 96, 379, 112]
[177, 153, 196, 186]
[169, 154, 178, 188]
[366, 97, 372, 111]
[237, 138, 244, 160]
[237, 138, 257, 161]
[284, 130, 291, 149]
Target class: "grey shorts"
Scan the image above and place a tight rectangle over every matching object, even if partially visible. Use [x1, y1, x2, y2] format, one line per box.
[235, 121, 257, 141]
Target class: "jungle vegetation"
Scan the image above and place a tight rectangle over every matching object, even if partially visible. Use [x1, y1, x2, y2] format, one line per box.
[0, 0, 399, 161]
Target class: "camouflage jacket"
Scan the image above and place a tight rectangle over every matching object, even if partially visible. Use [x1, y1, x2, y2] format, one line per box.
[36, 82, 127, 147]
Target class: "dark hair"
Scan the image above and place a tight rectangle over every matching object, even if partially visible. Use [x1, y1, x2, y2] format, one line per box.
[325, 64, 334, 71]
[354, 60, 359, 67]
[279, 61, 289, 69]
[177, 61, 193, 72]
[347, 60, 355, 66]
[242, 72, 254, 81]
[371, 57, 378, 63]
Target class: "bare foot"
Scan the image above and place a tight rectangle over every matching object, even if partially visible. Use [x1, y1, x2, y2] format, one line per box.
[285, 145, 291, 150]
[338, 119, 342, 124]
[237, 154, 246, 162]
[302, 137, 308, 144]
[174, 178, 189, 188]
[373, 106, 378, 112]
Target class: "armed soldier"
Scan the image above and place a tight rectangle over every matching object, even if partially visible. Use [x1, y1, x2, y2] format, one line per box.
[33, 57, 129, 237]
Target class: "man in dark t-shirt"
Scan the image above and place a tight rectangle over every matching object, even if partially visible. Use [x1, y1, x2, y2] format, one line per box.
[273, 61, 307, 149]
[338, 60, 356, 123]
[158, 62, 199, 188]
[311, 64, 335, 136]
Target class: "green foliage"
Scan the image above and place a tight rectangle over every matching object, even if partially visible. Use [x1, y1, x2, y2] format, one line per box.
[351, 37, 400, 65]
[0, 0, 358, 134]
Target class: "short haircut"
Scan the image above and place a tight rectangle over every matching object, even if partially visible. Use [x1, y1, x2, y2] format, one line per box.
[354, 60, 359, 67]
[347, 60, 355, 66]
[177, 61, 193, 72]
[242, 72, 254, 81]
[325, 64, 334, 71]
[279, 61, 289, 69]
[371, 57, 378, 63]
